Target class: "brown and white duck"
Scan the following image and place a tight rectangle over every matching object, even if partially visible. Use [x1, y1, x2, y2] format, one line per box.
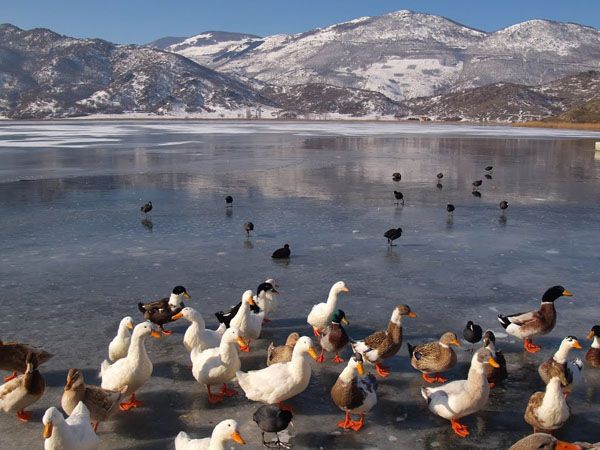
[482, 331, 508, 388]
[61, 368, 123, 432]
[317, 310, 350, 363]
[351, 304, 416, 377]
[138, 285, 190, 335]
[0, 338, 53, 382]
[585, 325, 600, 368]
[408, 332, 461, 383]
[498, 286, 572, 353]
[525, 376, 570, 433]
[330, 353, 378, 432]
[509, 433, 581, 450]
[267, 332, 300, 366]
[538, 336, 582, 395]
[0, 352, 45, 422]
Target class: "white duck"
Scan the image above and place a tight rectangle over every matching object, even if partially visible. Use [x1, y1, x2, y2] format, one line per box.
[108, 316, 133, 362]
[100, 321, 161, 411]
[256, 279, 279, 323]
[174, 419, 245, 450]
[307, 281, 349, 336]
[43, 402, 100, 450]
[421, 347, 499, 437]
[236, 336, 318, 411]
[171, 307, 224, 352]
[192, 327, 246, 404]
[230, 290, 264, 352]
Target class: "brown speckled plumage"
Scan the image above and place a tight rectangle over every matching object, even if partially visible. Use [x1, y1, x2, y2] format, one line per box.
[409, 332, 458, 374]
[0, 339, 53, 375]
[266, 332, 299, 366]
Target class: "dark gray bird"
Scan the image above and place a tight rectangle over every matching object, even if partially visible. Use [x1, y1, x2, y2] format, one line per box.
[436, 183, 443, 190]
[272, 244, 291, 259]
[384, 228, 402, 246]
[392, 172, 401, 182]
[244, 222, 254, 237]
[463, 320, 483, 352]
[225, 195, 233, 207]
[393, 191, 404, 205]
[446, 204, 455, 216]
[472, 180, 482, 190]
[500, 200, 509, 211]
[140, 201, 152, 215]
[472, 190, 482, 198]
[485, 174, 493, 180]
[253, 404, 293, 449]
[436, 172, 443, 180]
[485, 166, 493, 172]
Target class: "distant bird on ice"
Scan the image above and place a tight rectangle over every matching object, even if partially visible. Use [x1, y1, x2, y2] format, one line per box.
[253, 404, 293, 449]
[446, 204, 455, 216]
[485, 166, 493, 172]
[140, 201, 152, 215]
[225, 196, 233, 207]
[436, 173, 444, 180]
[499, 201, 509, 213]
[472, 180, 482, 190]
[244, 222, 254, 237]
[393, 191, 404, 205]
[272, 244, 291, 259]
[392, 172, 401, 182]
[463, 321, 483, 352]
[384, 228, 402, 246]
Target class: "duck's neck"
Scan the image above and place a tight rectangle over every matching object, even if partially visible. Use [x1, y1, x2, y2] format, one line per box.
[219, 341, 239, 365]
[326, 288, 340, 308]
[128, 334, 149, 361]
[208, 436, 227, 450]
[553, 343, 573, 364]
[387, 314, 402, 343]
[117, 324, 131, 339]
[439, 342, 450, 349]
[290, 350, 311, 381]
[338, 365, 357, 384]
[466, 362, 488, 391]
[592, 336, 600, 349]
[189, 313, 206, 332]
[48, 418, 68, 447]
[168, 293, 182, 307]
[485, 341, 497, 359]
[541, 380, 565, 411]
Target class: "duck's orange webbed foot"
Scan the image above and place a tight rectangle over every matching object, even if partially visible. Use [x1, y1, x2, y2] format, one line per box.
[206, 385, 223, 404]
[450, 419, 469, 437]
[16, 410, 32, 422]
[333, 353, 345, 363]
[434, 373, 448, 383]
[220, 383, 237, 397]
[336, 411, 352, 429]
[422, 372, 437, 383]
[4, 371, 18, 382]
[313, 327, 321, 337]
[277, 402, 294, 415]
[119, 393, 143, 411]
[376, 364, 390, 377]
[316, 349, 326, 363]
[524, 338, 541, 353]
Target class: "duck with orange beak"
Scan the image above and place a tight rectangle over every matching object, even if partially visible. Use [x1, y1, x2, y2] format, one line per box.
[175, 419, 245, 449]
[331, 353, 378, 431]
[408, 332, 461, 383]
[43, 402, 100, 450]
[229, 290, 265, 352]
[138, 285, 191, 335]
[100, 322, 161, 411]
[498, 286, 573, 353]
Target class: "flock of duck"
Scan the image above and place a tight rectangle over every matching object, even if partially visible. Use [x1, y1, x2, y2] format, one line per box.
[1, 168, 599, 450]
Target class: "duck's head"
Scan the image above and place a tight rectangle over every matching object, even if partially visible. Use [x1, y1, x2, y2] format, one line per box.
[120, 316, 134, 330]
[473, 347, 500, 368]
[560, 336, 582, 351]
[133, 322, 162, 339]
[465, 320, 474, 330]
[394, 304, 417, 319]
[25, 352, 39, 372]
[242, 290, 256, 306]
[42, 407, 64, 439]
[332, 281, 349, 294]
[265, 278, 279, 288]
[510, 433, 581, 450]
[542, 286, 572, 302]
[587, 325, 600, 339]
[295, 336, 318, 359]
[64, 368, 85, 391]
[172, 285, 191, 299]
[283, 244, 290, 250]
[331, 309, 349, 325]
[285, 332, 300, 346]
[349, 352, 365, 375]
[213, 419, 245, 445]
[439, 332, 461, 347]
[482, 330, 496, 347]
[257, 282, 279, 297]
[171, 306, 198, 321]
[222, 327, 246, 348]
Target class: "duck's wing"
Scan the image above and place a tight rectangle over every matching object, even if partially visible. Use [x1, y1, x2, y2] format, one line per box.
[502, 310, 540, 326]
[362, 330, 387, 350]
[215, 302, 242, 327]
[138, 298, 169, 314]
[0, 375, 23, 397]
[84, 385, 123, 415]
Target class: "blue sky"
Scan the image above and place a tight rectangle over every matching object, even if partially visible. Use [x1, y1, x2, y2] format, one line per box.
[3, 0, 599, 44]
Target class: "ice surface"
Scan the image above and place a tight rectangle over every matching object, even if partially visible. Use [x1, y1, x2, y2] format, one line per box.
[0, 120, 599, 449]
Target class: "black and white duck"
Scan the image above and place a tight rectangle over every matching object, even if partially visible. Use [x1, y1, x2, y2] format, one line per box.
[138, 285, 190, 335]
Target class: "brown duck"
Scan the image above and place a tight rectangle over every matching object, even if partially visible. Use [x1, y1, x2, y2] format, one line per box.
[538, 336, 582, 398]
[61, 368, 124, 432]
[0, 338, 53, 382]
[585, 325, 600, 368]
[266, 332, 300, 366]
[351, 304, 416, 377]
[0, 352, 45, 422]
[525, 377, 570, 433]
[482, 331, 508, 388]
[317, 310, 349, 363]
[408, 332, 460, 382]
[138, 285, 190, 335]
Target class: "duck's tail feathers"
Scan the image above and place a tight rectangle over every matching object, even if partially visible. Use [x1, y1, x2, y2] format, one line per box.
[175, 431, 192, 448]
[365, 373, 378, 392]
[99, 360, 111, 377]
[138, 302, 146, 314]
[497, 315, 510, 329]
[407, 343, 415, 357]
[266, 342, 275, 362]
[421, 387, 431, 404]
[215, 311, 231, 327]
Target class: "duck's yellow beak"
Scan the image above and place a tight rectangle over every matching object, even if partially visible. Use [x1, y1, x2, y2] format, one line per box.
[183, 293, 191, 299]
[573, 340, 582, 349]
[248, 296, 255, 306]
[127, 321, 134, 329]
[150, 330, 162, 338]
[556, 441, 582, 450]
[308, 347, 318, 359]
[341, 286, 349, 292]
[488, 357, 500, 368]
[357, 362, 365, 375]
[562, 290, 573, 296]
[342, 317, 350, 325]
[588, 331, 595, 339]
[409, 312, 417, 318]
[43, 423, 53, 439]
[231, 430, 245, 444]
[452, 339, 461, 347]
[171, 312, 183, 320]
[236, 337, 247, 348]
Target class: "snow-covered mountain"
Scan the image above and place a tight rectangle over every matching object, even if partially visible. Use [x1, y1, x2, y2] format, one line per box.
[0, 24, 275, 119]
[164, 10, 600, 101]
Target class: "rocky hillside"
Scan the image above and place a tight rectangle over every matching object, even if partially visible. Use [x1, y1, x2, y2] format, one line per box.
[548, 98, 600, 123]
[0, 24, 275, 119]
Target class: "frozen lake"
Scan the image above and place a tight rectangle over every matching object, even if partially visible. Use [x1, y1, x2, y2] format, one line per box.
[1, 120, 600, 449]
